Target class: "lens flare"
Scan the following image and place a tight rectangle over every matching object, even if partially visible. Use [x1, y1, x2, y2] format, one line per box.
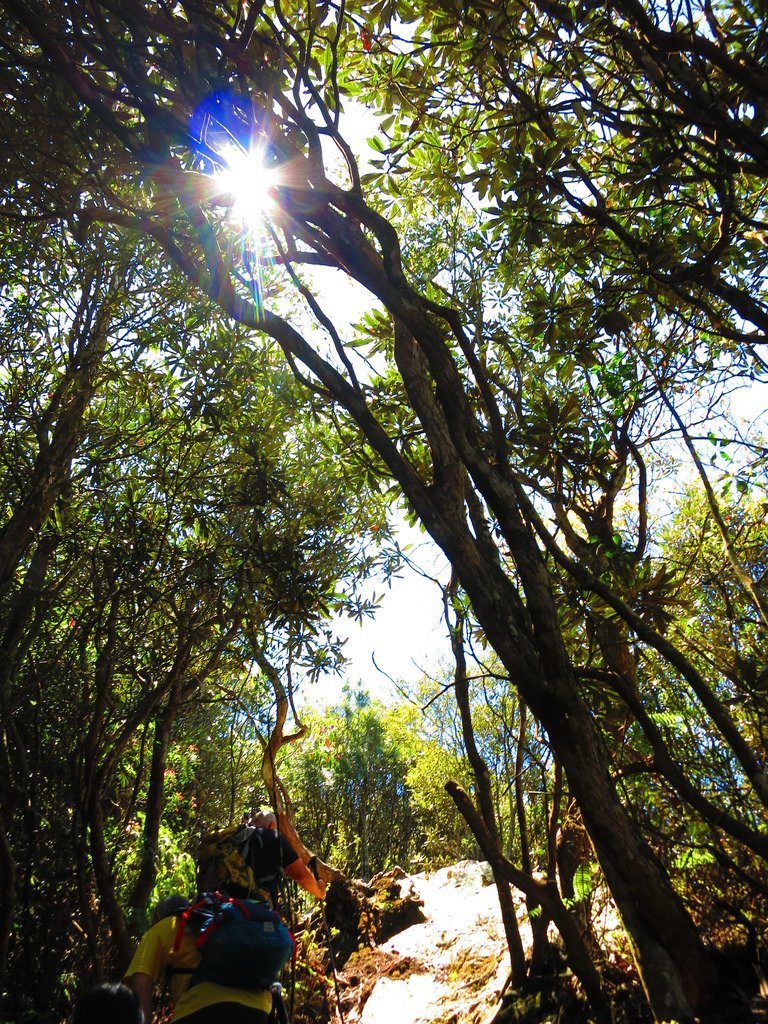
[188, 93, 279, 318]
[216, 145, 277, 230]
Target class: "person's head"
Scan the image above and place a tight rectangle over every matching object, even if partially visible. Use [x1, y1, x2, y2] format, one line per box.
[151, 893, 190, 924]
[250, 810, 277, 830]
[72, 982, 143, 1024]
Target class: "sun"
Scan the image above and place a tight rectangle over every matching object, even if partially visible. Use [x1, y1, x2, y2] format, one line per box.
[215, 144, 278, 231]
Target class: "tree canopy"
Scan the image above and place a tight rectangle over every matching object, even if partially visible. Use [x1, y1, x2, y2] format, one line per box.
[0, 2, 767, 1022]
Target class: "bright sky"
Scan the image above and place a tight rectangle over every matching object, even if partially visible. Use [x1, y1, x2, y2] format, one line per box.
[294, 508, 451, 710]
[330, 519, 452, 701]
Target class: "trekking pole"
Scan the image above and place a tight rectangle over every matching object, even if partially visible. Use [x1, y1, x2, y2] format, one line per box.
[308, 858, 346, 1024]
[270, 983, 290, 1024]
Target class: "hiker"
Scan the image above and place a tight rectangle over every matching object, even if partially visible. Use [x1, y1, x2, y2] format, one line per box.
[72, 982, 143, 1024]
[151, 894, 191, 924]
[124, 813, 325, 1023]
[235, 811, 326, 905]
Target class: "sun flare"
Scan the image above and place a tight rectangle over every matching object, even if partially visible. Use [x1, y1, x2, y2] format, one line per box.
[216, 145, 278, 230]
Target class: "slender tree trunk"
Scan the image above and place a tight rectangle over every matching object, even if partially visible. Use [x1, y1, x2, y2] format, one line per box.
[446, 584, 527, 986]
[127, 685, 181, 914]
[88, 792, 132, 967]
[528, 762, 563, 977]
[514, 702, 530, 873]
[446, 781, 611, 1024]
[251, 636, 342, 884]
[71, 804, 102, 982]
[0, 536, 58, 991]
[0, 277, 114, 596]
[557, 800, 600, 960]
[512, 700, 550, 975]
[0, 803, 16, 994]
[360, 786, 370, 881]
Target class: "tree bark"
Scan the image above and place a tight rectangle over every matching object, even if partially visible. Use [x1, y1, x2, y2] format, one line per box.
[251, 638, 341, 884]
[0, 802, 16, 992]
[88, 790, 133, 968]
[127, 685, 181, 914]
[426, 479, 714, 1021]
[0, 275, 116, 597]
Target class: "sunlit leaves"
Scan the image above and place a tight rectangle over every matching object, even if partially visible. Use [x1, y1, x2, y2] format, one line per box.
[280, 687, 428, 876]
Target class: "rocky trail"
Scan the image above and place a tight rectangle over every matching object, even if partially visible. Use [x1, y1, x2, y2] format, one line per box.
[317, 861, 527, 1024]
[306, 863, 768, 1024]
[348, 862, 510, 1024]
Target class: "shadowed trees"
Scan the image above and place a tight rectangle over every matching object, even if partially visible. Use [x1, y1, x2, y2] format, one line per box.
[0, 2, 766, 1020]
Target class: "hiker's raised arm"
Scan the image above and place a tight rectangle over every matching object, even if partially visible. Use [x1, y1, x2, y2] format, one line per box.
[284, 857, 326, 901]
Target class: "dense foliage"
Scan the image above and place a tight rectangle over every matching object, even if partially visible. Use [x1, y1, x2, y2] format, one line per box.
[0, 213, 395, 1014]
[0, 1, 766, 1022]
[279, 684, 479, 878]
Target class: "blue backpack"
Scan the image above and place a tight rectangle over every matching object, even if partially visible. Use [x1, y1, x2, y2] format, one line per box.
[173, 893, 294, 990]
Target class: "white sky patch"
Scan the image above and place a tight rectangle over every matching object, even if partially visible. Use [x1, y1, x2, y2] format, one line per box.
[303, 518, 451, 706]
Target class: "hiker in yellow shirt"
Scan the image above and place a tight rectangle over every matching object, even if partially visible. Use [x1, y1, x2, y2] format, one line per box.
[125, 908, 273, 1023]
[125, 814, 325, 1023]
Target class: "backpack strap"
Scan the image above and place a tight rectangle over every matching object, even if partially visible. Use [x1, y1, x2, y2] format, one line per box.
[225, 896, 252, 918]
[165, 906, 205, 998]
[172, 895, 219, 953]
[168, 893, 224, 992]
[245, 829, 283, 900]
[173, 903, 195, 953]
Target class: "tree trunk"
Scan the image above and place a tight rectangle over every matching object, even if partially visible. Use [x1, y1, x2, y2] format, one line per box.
[528, 761, 562, 978]
[446, 780, 611, 1024]
[557, 801, 601, 961]
[88, 791, 133, 968]
[360, 784, 370, 881]
[431, 509, 713, 1021]
[251, 637, 342, 885]
[0, 535, 59, 991]
[0, 802, 16, 993]
[0, 277, 114, 596]
[447, 585, 527, 986]
[127, 686, 181, 914]
[544, 692, 710, 1021]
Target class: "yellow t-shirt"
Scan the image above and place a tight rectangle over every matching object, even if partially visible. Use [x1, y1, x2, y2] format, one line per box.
[124, 915, 272, 1020]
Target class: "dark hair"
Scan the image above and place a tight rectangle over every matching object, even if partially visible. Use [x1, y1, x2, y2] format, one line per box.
[72, 982, 143, 1024]
[152, 893, 191, 923]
